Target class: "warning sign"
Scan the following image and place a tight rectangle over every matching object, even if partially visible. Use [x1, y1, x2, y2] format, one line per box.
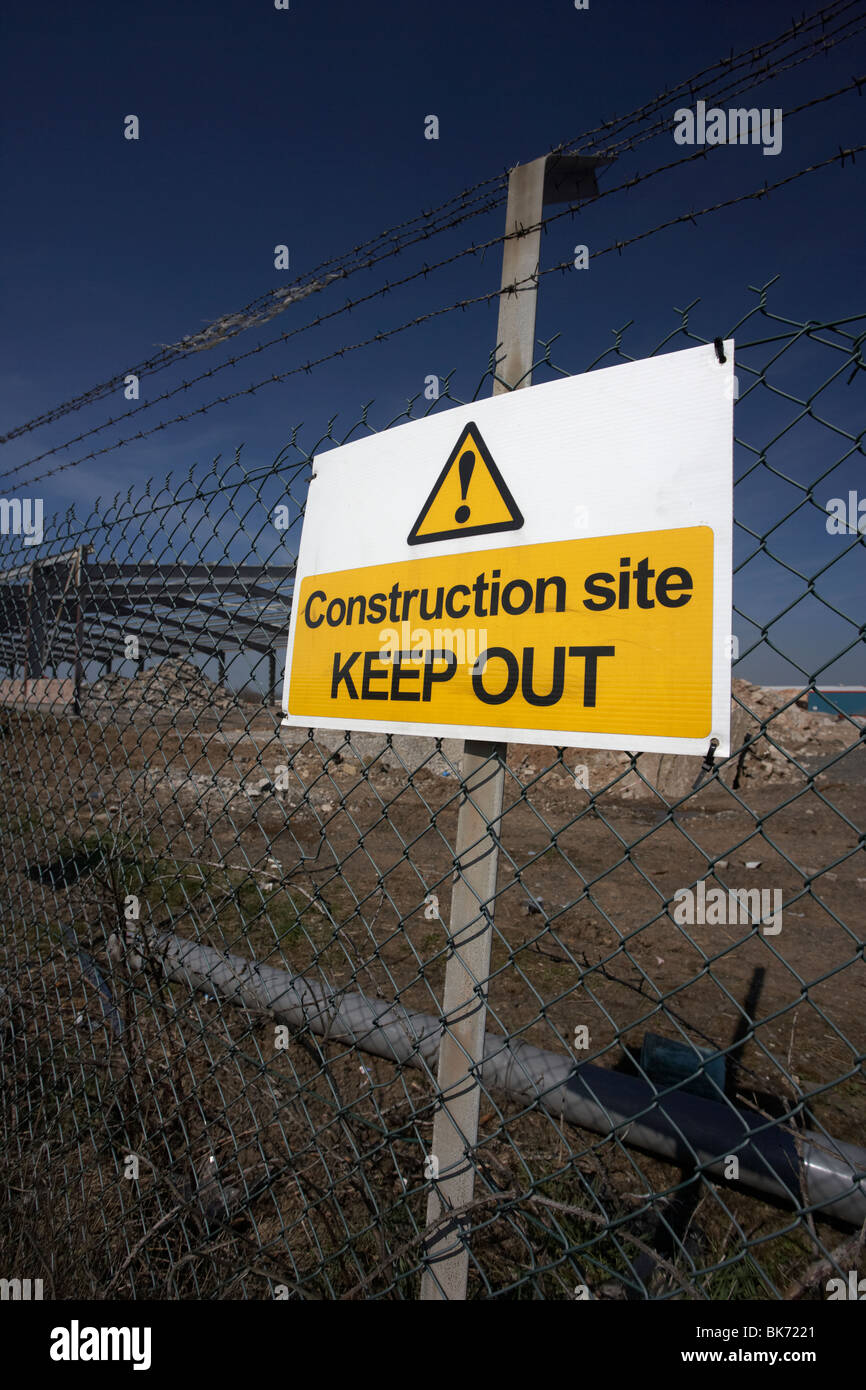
[289, 528, 714, 736]
[407, 422, 523, 545]
[282, 342, 734, 755]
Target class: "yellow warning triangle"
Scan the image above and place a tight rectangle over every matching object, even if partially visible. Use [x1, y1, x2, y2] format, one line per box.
[407, 421, 524, 545]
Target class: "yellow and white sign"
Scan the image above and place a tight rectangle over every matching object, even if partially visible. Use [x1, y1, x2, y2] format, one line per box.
[282, 343, 734, 754]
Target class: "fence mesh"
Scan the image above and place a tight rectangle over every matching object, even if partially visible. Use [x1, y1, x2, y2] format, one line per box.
[1, 282, 864, 1300]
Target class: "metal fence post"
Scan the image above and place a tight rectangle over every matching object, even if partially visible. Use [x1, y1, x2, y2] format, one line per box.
[268, 649, 276, 704]
[73, 547, 85, 716]
[419, 153, 605, 1300]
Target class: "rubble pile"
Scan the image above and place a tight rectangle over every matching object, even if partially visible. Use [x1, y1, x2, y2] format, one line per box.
[86, 658, 234, 717]
[79, 663, 856, 794]
[729, 678, 855, 785]
[509, 678, 858, 801]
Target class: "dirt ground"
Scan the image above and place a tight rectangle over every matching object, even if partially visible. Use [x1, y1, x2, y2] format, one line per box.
[1, 670, 864, 1299]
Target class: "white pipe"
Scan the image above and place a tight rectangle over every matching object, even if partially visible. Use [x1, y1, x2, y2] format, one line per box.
[123, 929, 866, 1228]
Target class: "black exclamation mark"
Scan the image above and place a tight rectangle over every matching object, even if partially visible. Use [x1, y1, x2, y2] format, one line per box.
[455, 449, 474, 523]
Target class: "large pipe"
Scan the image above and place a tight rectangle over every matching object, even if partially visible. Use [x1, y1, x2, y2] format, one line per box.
[121, 929, 866, 1227]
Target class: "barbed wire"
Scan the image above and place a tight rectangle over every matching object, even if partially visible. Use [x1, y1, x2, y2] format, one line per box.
[543, 141, 864, 274]
[6, 140, 862, 493]
[176, 1, 865, 362]
[2, 0, 862, 449]
[565, 0, 866, 158]
[2, 74, 861, 490]
[0, 191, 510, 447]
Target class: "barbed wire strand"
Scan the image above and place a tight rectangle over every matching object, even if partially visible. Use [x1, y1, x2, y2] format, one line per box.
[6, 140, 862, 492]
[2, 73, 861, 488]
[1, 0, 861, 446]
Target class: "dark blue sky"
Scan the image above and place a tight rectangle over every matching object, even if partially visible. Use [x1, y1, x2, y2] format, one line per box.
[1, 0, 864, 685]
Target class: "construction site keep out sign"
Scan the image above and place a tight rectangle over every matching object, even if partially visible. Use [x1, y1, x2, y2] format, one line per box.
[282, 343, 734, 755]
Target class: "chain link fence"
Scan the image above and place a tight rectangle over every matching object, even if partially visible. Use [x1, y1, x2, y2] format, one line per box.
[1, 282, 864, 1300]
